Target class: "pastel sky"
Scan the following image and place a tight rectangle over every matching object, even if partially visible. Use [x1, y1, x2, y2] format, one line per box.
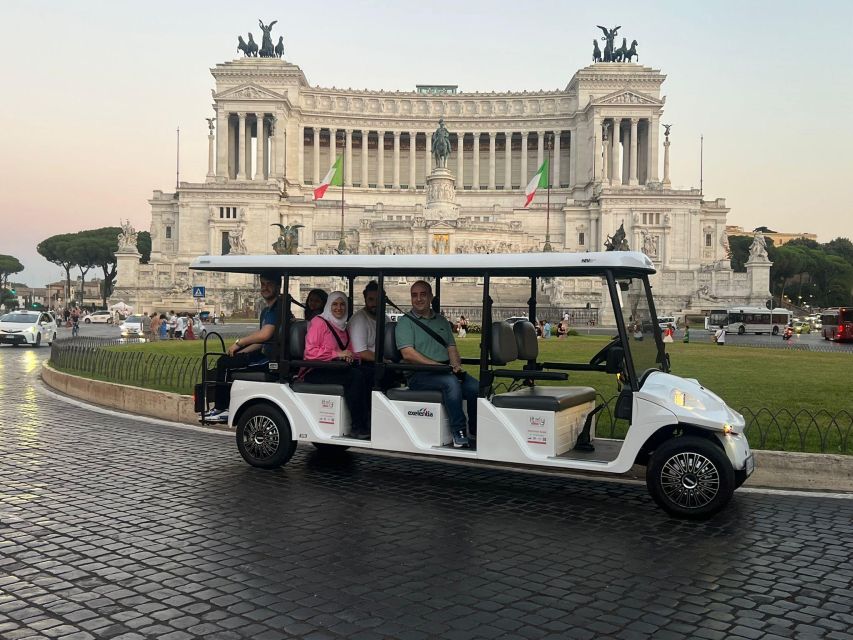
[2, 0, 852, 286]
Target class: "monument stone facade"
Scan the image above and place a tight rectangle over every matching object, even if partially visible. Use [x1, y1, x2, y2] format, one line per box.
[112, 27, 770, 319]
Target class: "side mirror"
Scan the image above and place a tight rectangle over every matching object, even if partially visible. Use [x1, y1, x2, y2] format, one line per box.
[605, 346, 624, 375]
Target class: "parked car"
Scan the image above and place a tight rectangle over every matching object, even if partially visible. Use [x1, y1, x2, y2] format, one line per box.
[119, 315, 145, 337]
[83, 310, 113, 324]
[0, 311, 57, 347]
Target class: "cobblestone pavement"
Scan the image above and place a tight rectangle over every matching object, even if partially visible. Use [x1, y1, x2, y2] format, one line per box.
[1, 347, 852, 640]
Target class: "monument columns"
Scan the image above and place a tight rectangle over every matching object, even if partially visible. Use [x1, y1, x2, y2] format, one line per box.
[611, 118, 621, 186]
[254, 116, 265, 180]
[663, 133, 672, 187]
[456, 133, 464, 189]
[361, 130, 369, 187]
[377, 131, 385, 187]
[297, 124, 304, 184]
[312, 127, 321, 185]
[629, 118, 639, 185]
[602, 123, 610, 181]
[520, 131, 528, 185]
[553, 131, 561, 187]
[345, 128, 353, 187]
[236, 112, 247, 180]
[244, 116, 253, 181]
[488, 132, 496, 190]
[471, 132, 480, 190]
[425, 131, 432, 178]
[393, 131, 401, 189]
[537, 131, 544, 170]
[207, 122, 215, 179]
[504, 132, 512, 189]
[409, 131, 417, 189]
[569, 129, 577, 187]
[329, 128, 337, 178]
[215, 110, 227, 178]
[649, 116, 660, 182]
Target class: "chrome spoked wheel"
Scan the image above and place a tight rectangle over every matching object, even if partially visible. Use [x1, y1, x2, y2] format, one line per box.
[646, 436, 735, 519]
[659, 451, 720, 510]
[242, 415, 280, 461]
[235, 404, 296, 469]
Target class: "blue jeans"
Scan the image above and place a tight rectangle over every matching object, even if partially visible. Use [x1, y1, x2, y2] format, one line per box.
[407, 371, 479, 434]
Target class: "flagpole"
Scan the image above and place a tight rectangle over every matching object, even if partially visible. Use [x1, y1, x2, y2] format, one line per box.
[338, 131, 346, 253]
[543, 133, 553, 252]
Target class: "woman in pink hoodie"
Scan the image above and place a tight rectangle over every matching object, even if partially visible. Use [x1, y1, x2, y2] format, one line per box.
[302, 291, 371, 439]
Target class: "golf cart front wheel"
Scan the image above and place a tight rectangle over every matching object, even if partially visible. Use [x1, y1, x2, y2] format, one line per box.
[646, 435, 735, 519]
[235, 403, 296, 469]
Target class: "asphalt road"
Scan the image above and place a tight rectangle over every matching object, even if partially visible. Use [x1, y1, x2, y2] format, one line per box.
[0, 346, 851, 639]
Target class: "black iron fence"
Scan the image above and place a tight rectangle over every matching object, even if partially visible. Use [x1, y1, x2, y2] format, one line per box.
[49, 338, 851, 454]
[50, 338, 203, 395]
[594, 394, 852, 454]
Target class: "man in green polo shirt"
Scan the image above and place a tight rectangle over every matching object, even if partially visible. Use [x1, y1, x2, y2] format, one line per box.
[395, 280, 479, 448]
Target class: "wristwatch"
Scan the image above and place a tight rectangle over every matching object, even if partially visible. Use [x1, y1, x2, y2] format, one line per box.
[235, 338, 241, 347]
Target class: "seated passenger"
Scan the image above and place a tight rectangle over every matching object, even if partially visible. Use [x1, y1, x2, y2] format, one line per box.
[395, 280, 479, 449]
[204, 272, 280, 423]
[305, 288, 328, 321]
[348, 280, 395, 390]
[302, 291, 371, 439]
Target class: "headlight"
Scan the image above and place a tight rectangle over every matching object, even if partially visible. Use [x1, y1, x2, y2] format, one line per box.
[27, 326, 36, 333]
[672, 389, 706, 411]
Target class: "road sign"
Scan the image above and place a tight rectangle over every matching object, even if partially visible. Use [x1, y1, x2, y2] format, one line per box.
[192, 286, 206, 298]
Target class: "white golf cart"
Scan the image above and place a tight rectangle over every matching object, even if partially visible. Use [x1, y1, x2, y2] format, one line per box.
[191, 251, 753, 518]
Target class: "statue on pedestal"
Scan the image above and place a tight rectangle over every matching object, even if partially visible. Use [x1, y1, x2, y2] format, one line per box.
[227, 229, 248, 255]
[431, 118, 452, 169]
[749, 233, 768, 260]
[271, 223, 304, 255]
[604, 223, 629, 251]
[117, 220, 138, 252]
[258, 19, 278, 57]
[597, 25, 621, 62]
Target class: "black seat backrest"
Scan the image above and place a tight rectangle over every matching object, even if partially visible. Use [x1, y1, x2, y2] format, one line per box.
[289, 320, 308, 359]
[514, 321, 539, 361]
[491, 321, 518, 366]
[383, 322, 402, 362]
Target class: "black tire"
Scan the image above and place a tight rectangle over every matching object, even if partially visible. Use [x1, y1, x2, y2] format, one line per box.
[235, 403, 296, 469]
[646, 435, 735, 519]
[34, 333, 41, 348]
[737, 325, 745, 335]
[85, 318, 91, 324]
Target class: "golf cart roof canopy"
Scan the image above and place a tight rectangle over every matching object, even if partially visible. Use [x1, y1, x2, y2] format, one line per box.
[190, 251, 656, 278]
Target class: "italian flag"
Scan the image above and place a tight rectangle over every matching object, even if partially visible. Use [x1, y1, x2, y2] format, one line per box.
[313, 155, 342, 200]
[524, 158, 549, 208]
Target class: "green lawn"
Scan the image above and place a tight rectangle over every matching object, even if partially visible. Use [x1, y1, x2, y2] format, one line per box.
[58, 334, 848, 453]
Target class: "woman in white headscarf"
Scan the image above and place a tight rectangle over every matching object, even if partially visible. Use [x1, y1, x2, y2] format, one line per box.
[302, 291, 371, 439]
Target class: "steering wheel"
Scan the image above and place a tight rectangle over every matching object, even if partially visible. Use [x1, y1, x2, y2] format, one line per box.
[589, 337, 621, 367]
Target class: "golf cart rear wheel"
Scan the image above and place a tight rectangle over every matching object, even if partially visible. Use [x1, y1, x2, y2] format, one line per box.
[646, 436, 735, 519]
[236, 404, 296, 469]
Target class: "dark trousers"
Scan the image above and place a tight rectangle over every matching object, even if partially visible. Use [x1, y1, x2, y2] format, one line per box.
[214, 353, 268, 409]
[304, 367, 370, 433]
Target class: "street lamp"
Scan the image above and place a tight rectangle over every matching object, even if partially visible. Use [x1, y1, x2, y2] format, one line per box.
[543, 132, 554, 252]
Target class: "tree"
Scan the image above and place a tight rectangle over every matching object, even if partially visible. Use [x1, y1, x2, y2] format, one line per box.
[728, 236, 752, 272]
[37, 234, 77, 304]
[0, 254, 24, 291]
[67, 236, 98, 306]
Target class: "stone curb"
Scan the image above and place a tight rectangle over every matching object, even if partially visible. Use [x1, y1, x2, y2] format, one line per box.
[41, 364, 853, 492]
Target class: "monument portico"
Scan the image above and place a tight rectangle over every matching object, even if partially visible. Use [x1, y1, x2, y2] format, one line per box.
[113, 24, 769, 319]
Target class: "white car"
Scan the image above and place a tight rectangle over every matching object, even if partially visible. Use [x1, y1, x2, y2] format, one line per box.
[0, 311, 58, 347]
[120, 315, 145, 337]
[83, 310, 113, 324]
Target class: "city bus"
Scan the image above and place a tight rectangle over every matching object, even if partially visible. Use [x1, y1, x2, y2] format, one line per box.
[705, 307, 791, 335]
[820, 307, 853, 342]
[190, 251, 753, 519]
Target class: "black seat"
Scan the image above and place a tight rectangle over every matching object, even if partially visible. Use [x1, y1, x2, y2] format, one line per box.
[381, 323, 443, 403]
[231, 371, 277, 383]
[288, 319, 345, 396]
[490, 321, 567, 382]
[491, 386, 596, 411]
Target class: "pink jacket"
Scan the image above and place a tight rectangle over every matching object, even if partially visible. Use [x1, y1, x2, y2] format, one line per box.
[300, 317, 355, 377]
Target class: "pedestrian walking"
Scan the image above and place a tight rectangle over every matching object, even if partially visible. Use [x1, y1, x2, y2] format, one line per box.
[683, 323, 690, 343]
[714, 324, 726, 346]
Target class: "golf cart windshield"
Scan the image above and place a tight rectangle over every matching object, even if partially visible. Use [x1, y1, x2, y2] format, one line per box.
[621, 276, 666, 384]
